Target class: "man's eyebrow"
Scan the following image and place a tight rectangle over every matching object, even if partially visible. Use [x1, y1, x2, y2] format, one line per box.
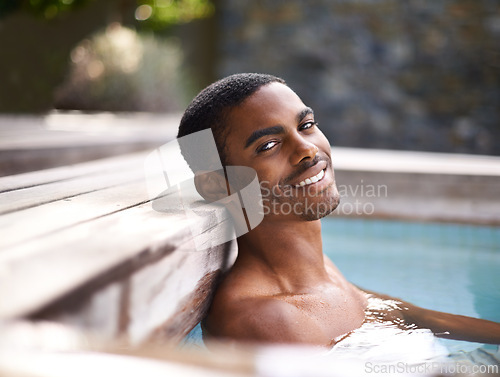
[244, 125, 285, 149]
[297, 107, 314, 123]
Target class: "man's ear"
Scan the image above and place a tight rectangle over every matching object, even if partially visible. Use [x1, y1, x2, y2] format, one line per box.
[194, 170, 229, 202]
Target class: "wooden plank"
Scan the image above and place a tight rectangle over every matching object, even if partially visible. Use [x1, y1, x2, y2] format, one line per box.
[143, 269, 222, 344]
[0, 151, 149, 193]
[0, 179, 166, 250]
[0, 128, 169, 149]
[0, 113, 180, 176]
[0, 144, 160, 177]
[34, 242, 234, 344]
[0, 112, 181, 150]
[0, 160, 148, 214]
[0, 202, 197, 319]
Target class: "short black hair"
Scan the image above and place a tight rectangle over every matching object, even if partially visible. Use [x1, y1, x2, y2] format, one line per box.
[177, 73, 285, 171]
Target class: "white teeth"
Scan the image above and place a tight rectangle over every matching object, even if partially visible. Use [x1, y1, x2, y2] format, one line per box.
[296, 169, 325, 187]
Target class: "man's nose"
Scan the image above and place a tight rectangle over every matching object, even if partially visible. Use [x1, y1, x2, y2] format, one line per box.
[289, 134, 319, 165]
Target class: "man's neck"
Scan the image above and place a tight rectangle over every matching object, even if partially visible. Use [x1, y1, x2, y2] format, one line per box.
[235, 218, 330, 292]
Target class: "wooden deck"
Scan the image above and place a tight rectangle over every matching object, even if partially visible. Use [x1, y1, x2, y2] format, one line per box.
[0, 112, 180, 176]
[0, 151, 236, 344]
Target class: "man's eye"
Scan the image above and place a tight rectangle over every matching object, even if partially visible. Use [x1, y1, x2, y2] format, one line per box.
[300, 121, 318, 131]
[257, 140, 278, 153]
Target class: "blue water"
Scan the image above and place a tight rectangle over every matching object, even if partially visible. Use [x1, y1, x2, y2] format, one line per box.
[322, 217, 500, 352]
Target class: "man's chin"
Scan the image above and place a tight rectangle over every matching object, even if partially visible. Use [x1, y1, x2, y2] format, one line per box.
[300, 194, 340, 221]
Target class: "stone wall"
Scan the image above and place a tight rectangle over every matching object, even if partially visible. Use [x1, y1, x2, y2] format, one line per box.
[216, 0, 500, 155]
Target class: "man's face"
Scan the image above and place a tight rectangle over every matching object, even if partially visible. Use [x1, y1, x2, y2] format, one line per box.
[223, 82, 340, 221]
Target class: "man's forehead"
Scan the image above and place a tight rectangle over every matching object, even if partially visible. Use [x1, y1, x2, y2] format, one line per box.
[225, 83, 308, 132]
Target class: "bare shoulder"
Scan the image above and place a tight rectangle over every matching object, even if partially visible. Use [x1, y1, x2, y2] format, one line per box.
[206, 292, 327, 345]
[204, 274, 328, 345]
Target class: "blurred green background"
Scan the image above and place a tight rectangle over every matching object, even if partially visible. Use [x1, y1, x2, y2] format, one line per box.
[1, 0, 499, 155]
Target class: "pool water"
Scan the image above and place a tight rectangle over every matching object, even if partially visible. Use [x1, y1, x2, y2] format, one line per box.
[322, 217, 500, 353]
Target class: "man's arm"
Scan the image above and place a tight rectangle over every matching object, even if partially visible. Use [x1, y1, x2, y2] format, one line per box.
[360, 287, 500, 344]
[402, 302, 500, 344]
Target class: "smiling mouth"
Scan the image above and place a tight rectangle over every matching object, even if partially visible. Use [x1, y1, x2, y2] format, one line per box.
[295, 168, 326, 187]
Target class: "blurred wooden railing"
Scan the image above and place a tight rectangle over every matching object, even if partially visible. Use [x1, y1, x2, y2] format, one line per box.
[0, 151, 236, 345]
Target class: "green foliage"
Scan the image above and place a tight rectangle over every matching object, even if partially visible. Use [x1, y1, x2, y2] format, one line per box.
[0, 0, 92, 20]
[136, 0, 214, 29]
[0, 0, 215, 26]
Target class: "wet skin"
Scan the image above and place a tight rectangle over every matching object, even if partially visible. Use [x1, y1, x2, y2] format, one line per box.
[202, 83, 500, 347]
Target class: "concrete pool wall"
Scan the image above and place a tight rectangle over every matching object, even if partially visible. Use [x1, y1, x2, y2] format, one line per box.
[332, 147, 500, 225]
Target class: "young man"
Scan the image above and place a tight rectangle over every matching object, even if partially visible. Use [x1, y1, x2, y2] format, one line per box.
[177, 73, 500, 347]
